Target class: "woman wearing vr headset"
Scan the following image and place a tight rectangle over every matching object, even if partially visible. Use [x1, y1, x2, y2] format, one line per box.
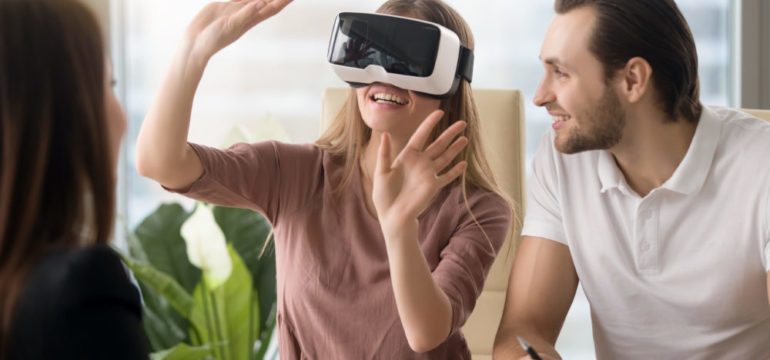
[137, 0, 512, 358]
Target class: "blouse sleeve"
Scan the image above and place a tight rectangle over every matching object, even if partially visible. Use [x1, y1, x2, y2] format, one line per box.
[165, 141, 322, 225]
[431, 191, 512, 332]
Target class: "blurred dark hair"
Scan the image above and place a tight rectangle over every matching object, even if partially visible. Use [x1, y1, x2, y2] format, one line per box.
[0, 0, 114, 353]
[555, 0, 702, 122]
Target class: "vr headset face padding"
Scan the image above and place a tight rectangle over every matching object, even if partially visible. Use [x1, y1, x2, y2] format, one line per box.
[327, 12, 474, 98]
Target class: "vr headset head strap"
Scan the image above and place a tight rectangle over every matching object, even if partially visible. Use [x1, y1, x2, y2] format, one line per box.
[458, 46, 474, 83]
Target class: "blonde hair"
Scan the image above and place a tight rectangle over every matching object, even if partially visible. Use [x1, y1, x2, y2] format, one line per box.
[316, 0, 515, 249]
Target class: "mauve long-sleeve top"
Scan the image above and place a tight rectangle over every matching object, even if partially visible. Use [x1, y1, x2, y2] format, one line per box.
[169, 141, 512, 359]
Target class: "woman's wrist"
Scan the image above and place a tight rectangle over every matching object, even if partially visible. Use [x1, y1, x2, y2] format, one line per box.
[380, 216, 419, 243]
[174, 37, 211, 77]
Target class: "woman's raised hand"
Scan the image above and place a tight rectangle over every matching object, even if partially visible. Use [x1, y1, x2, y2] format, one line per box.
[185, 0, 292, 61]
[372, 110, 468, 234]
[135, 0, 292, 189]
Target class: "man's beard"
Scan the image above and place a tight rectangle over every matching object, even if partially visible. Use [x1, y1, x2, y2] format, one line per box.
[558, 88, 626, 154]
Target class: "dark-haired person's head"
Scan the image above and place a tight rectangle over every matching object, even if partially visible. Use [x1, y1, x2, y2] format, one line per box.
[534, 0, 702, 154]
[0, 0, 126, 349]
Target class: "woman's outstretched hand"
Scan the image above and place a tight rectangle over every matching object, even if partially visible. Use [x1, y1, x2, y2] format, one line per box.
[185, 0, 293, 62]
[135, 0, 292, 189]
[372, 110, 468, 236]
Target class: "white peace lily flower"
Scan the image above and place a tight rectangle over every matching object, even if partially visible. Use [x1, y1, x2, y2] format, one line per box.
[180, 204, 232, 289]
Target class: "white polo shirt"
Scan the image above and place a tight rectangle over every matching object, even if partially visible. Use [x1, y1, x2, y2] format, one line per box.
[523, 106, 770, 359]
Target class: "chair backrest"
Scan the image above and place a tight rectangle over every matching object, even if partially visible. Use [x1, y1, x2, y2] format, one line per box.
[320, 88, 526, 359]
[743, 108, 770, 122]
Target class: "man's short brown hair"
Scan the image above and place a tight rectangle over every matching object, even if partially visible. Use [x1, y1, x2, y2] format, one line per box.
[555, 0, 702, 122]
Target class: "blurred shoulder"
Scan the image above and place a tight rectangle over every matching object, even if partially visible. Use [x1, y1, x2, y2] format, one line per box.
[9, 244, 144, 359]
[20, 244, 138, 310]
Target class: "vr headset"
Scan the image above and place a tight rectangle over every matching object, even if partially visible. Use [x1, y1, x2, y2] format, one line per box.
[327, 12, 474, 98]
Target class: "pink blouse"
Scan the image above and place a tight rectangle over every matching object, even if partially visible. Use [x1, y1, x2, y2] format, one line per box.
[170, 141, 512, 359]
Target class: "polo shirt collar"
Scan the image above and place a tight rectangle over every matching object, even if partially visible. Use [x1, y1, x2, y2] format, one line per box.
[597, 106, 723, 195]
[662, 106, 722, 194]
[598, 150, 624, 194]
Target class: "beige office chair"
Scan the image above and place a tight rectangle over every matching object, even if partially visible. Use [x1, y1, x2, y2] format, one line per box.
[743, 108, 770, 122]
[320, 88, 526, 359]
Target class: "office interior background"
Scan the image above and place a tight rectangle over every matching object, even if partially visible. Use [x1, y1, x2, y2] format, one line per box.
[81, 0, 770, 358]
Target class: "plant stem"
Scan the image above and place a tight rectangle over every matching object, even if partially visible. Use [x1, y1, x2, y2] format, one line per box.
[210, 284, 229, 360]
[201, 277, 222, 360]
[249, 289, 255, 360]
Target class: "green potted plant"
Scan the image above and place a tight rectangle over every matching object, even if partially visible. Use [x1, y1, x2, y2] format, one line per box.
[121, 203, 276, 360]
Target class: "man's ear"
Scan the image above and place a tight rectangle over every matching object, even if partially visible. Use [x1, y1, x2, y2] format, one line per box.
[618, 57, 653, 104]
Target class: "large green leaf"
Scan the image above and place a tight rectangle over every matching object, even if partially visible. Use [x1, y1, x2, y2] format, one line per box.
[212, 206, 276, 341]
[253, 243, 276, 345]
[134, 203, 200, 293]
[255, 305, 275, 360]
[121, 256, 195, 318]
[142, 304, 188, 351]
[250, 291, 262, 359]
[151, 343, 212, 360]
[189, 245, 254, 360]
[125, 229, 190, 351]
[123, 203, 277, 358]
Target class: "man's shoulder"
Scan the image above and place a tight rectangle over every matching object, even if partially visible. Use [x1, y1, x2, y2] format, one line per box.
[710, 106, 770, 143]
[708, 107, 770, 167]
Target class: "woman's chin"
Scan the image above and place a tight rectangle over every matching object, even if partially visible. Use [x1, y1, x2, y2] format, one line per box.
[363, 117, 404, 133]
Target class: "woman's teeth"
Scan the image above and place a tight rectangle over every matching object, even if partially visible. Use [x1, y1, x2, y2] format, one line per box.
[372, 93, 408, 105]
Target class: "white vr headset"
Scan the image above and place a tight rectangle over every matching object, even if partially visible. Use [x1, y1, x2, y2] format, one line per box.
[327, 12, 474, 98]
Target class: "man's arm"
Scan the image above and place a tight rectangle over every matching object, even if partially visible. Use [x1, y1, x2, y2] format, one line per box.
[766, 271, 769, 306]
[493, 236, 579, 359]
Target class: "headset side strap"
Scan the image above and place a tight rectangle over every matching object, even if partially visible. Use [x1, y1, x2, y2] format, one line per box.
[458, 46, 474, 83]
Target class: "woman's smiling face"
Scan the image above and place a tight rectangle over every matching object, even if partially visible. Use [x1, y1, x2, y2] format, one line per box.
[356, 83, 441, 139]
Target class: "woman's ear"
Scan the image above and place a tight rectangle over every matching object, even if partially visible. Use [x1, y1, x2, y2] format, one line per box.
[618, 57, 653, 104]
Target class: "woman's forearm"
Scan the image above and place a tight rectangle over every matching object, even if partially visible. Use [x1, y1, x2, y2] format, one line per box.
[135, 39, 208, 187]
[136, 0, 294, 189]
[383, 218, 453, 353]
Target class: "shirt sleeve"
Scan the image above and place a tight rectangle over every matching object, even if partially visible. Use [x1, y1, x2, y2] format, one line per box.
[521, 131, 567, 245]
[165, 141, 321, 225]
[432, 192, 512, 333]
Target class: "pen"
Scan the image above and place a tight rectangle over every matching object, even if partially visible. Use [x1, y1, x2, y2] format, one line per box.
[516, 336, 543, 360]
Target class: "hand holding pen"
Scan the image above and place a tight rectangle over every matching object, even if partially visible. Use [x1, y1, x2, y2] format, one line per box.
[517, 336, 543, 360]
